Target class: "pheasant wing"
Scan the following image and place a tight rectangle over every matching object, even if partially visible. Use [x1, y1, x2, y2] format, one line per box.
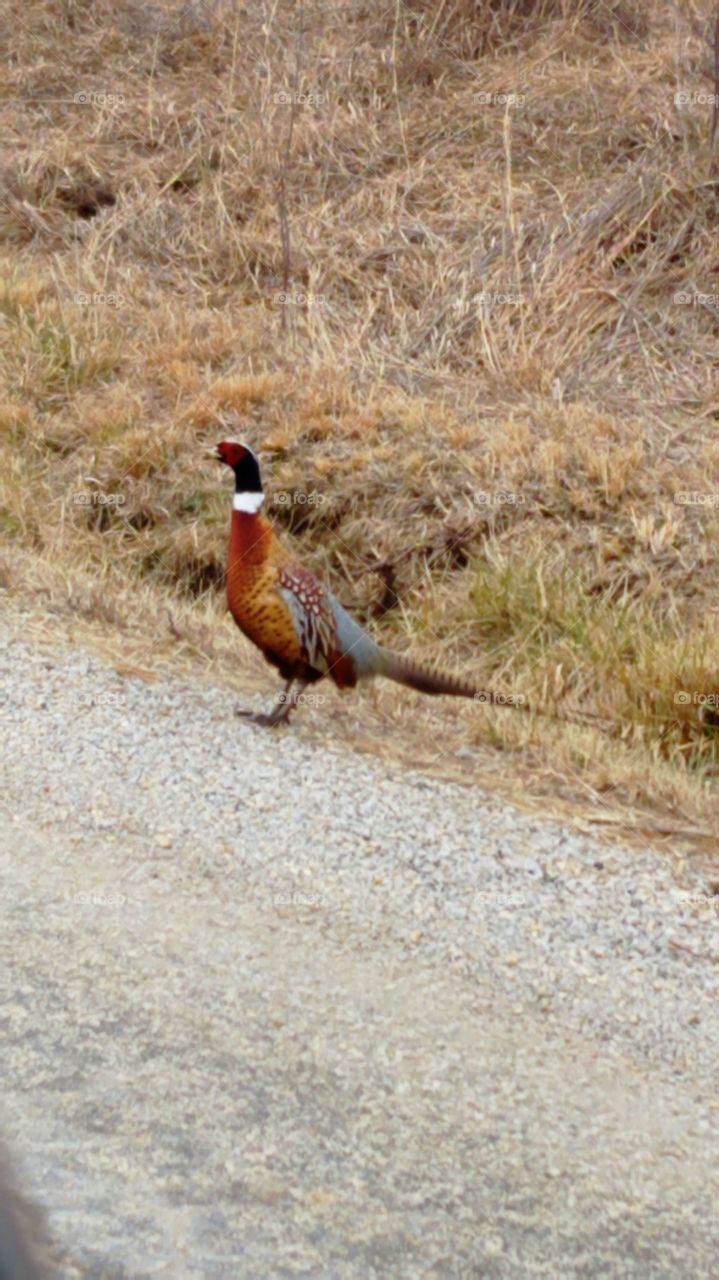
[277, 564, 338, 675]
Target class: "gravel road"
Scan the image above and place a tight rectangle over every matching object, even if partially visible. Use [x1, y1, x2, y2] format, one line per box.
[1, 605, 717, 1278]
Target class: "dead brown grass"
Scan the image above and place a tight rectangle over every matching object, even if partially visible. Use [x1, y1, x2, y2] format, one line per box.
[1, 0, 718, 842]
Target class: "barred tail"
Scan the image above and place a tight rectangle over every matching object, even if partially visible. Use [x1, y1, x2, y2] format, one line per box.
[376, 649, 517, 705]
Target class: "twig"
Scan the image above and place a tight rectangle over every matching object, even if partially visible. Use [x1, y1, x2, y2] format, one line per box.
[166, 608, 181, 640]
[668, 937, 711, 960]
[276, 0, 304, 334]
[711, 5, 719, 205]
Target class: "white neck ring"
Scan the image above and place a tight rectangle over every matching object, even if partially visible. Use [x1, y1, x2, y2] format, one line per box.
[233, 492, 264, 513]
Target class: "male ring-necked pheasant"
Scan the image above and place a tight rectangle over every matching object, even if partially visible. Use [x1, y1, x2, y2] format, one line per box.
[216, 439, 503, 726]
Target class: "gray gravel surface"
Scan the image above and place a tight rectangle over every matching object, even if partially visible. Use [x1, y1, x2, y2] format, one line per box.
[1, 608, 717, 1278]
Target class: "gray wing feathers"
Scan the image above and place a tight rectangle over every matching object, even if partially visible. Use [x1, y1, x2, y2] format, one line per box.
[277, 571, 382, 679]
[278, 584, 334, 673]
[329, 596, 383, 676]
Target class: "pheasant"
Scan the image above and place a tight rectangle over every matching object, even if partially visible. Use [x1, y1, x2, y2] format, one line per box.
[215, 439, 510, 726]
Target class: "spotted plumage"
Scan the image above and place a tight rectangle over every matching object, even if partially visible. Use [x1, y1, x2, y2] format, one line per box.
[214, 439, 503, 726]
[277, 565, 339, 676]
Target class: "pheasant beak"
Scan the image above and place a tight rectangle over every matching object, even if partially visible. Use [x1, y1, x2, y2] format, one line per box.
[205, 444, 224, 463]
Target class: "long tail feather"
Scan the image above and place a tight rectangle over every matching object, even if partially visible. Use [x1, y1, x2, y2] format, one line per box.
[376, 649, 510, 704]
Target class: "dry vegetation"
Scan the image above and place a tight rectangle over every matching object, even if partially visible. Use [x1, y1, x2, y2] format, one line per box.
[1, 0, 718, 840]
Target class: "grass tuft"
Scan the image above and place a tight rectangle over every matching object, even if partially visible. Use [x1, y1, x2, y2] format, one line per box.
[1, 0, 718, 832]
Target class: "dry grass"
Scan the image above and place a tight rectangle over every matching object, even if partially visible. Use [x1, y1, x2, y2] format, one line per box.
[1, 0, 719, 840]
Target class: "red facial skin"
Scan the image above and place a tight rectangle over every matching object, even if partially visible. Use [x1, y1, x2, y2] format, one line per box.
[215, 440, 248, 467]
